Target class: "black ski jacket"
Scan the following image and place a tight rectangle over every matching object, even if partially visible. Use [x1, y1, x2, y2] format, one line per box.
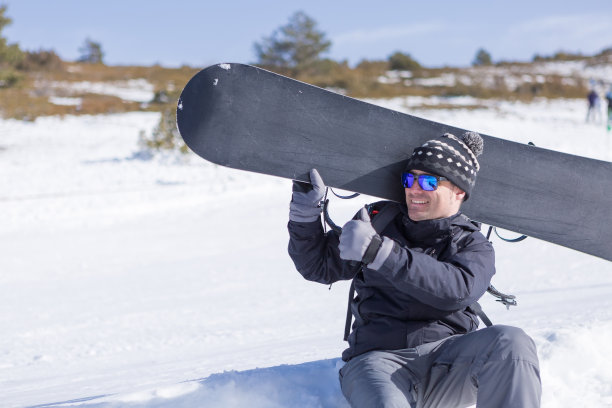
[288, 201, 495, 361]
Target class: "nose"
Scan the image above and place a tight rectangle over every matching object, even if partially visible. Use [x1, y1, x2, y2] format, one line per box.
[406, 183, 423, 193]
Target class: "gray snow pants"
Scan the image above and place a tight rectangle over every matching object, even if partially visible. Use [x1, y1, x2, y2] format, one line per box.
[339, 325, 541, 408]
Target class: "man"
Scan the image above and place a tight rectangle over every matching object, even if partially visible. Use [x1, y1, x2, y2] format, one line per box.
[586, 89, 600, 123]
[606, 86, 612, 131]
[288, 132, 541, 407]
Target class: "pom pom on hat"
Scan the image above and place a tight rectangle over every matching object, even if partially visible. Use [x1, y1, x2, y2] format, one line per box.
[462, 131, 484, 157]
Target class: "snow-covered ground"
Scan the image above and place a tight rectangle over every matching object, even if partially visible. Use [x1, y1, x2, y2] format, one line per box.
[39, 79, 156, 104]
[1, 97, 612, 407]
[378, 57, 612, 94]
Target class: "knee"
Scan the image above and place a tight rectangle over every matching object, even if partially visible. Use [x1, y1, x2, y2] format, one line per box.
[486, 325, 539, 365]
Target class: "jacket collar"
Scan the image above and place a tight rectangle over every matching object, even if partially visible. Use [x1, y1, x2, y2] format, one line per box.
[400, 209, 477, 247]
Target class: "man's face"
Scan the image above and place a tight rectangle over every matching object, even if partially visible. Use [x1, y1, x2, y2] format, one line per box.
[404, 170, 465, 221]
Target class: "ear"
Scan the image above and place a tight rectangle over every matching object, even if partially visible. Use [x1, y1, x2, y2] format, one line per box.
[453, 186, 466, 202]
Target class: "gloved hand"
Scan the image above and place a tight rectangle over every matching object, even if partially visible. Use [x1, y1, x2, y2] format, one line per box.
[339, 207, 380, 262]
[289, 168, 326, 222]
[339, 207, 393, 270]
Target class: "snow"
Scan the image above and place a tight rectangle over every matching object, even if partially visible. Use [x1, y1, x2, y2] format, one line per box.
[1, 95, 612, 407]
[406, 73, 457, 87]
[535, 60, 612, 83]
[48, 96, 83, 106]
[377, 70, 412, 84]
[37, 79, 155, 103]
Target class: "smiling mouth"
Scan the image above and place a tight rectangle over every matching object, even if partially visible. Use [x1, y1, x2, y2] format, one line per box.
[411, 200, 428, 204]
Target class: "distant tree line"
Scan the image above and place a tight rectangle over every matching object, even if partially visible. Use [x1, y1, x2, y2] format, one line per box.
[254, 11, 612, 75]
[0, 5, 105, 88]
[253, 11, 502, 75]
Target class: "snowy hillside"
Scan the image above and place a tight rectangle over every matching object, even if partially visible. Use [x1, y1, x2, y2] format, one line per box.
[375, 53, 612, 101]
[1, 77, 612, 407]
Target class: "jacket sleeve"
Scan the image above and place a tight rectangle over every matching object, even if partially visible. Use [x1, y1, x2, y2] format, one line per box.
[374, 232, 495, 311]
[288, 219, 360, 284]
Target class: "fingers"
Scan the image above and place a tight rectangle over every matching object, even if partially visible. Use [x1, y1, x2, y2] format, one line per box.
[358, 207, 371, 222]
[309, 168, 326, 194]
[292, 180, 313, 194]
[338, 211, 376, 262]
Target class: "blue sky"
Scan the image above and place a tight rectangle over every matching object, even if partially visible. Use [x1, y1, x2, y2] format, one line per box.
[3, 0, 612, 68]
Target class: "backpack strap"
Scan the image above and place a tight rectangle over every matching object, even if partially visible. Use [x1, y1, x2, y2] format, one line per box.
[453, 224, 495, 328]
[344, 203, 401, 341]
[468, 301, 493, 327]
[343, 281, 355, 341]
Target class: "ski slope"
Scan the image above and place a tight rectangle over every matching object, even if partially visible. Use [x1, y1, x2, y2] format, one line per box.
[1, 97, 612, 407]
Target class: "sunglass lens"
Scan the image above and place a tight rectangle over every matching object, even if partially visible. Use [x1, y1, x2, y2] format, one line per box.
[419, 175, 438, 191]
[401, 172, 414, 188]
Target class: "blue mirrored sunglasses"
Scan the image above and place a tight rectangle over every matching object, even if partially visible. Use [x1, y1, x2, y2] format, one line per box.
[401, 172, 449, 191]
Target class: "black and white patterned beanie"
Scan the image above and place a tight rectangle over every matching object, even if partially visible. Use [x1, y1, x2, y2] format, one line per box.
[405, 131, 484, 200]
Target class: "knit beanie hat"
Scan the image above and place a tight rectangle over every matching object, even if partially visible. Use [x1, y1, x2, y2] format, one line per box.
[404, 131, 484, 200]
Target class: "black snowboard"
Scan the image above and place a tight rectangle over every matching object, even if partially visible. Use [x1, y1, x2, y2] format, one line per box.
[176, 63, 612, 262]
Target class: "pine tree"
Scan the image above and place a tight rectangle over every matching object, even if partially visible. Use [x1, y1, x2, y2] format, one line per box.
[473, 48, 492, 66]
[388, 51, 421, 71]
[0, 5, 23, 87]
[253, 11, 331, 74]
[0, 5, 23, 68]
[78, 38, 104, 64]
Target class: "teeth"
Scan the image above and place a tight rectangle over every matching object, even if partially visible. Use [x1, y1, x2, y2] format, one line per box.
[412, 200, 427, 204]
